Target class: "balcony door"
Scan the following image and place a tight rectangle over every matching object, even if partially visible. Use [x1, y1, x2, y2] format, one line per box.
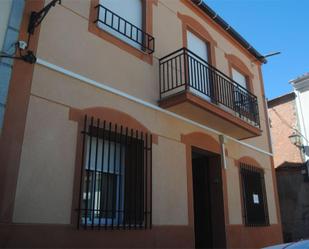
[187, 31, 212, 102]
[231, 68, 251, 117]
[232, 68, 247, 90]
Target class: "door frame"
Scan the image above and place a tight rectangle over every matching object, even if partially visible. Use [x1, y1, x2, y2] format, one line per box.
[191, 147, 227, 248]
[181, 132, 229, 246]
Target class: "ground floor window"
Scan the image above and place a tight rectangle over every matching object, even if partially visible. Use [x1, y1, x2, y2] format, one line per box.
[240, 163, 269, 226]
[78, 115, 152, 229]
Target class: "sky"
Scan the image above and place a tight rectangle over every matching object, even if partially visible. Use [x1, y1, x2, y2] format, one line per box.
[205, 0, 309, 100]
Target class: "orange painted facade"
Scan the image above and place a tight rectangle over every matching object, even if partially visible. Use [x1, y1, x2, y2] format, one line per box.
[0, 0, 282, 248]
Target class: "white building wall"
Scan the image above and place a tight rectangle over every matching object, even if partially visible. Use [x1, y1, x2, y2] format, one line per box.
[291, 74, 309, 162]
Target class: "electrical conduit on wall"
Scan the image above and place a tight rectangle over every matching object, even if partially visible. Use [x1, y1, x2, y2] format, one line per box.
[35, 57, 273, 158]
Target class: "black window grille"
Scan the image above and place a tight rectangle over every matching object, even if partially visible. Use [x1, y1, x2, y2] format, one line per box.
[77, 115, 152, 230]
[240, 163, 269, 226]
[94, 4, 155, 54]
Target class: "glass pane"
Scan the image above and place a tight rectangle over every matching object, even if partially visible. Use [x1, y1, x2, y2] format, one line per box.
[232, 68, 250, 114]
[232, 68, 247, 89]
[85, 137, 124, 174]
[187, 31, 208, 62]
[98, 0, 143, 49]
[82, 135, 125, 225]
[187, 31, 212, 101]
[82, 171, 118, 220]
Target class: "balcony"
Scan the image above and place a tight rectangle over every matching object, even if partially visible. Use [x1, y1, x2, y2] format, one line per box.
[159, 48, 261, 139]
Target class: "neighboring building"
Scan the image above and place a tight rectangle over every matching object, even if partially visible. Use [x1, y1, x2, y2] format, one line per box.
[290, 73, 309, 161]
[268, 88, 309, 242]
[276, 163, 309, 242]
[0, 0, 282, 248]
[268, 93, 303, 168]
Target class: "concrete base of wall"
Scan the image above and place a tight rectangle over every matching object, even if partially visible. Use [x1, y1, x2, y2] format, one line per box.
[0, 223, 282, 248]
[0, 224, 194, 248]
[227, 224, 283, 248]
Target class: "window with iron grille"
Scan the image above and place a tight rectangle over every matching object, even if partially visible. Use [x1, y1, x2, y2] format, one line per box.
[95, 0, 155, 54]
[77, 115, 152, 230]
[240, 164, 269, 226]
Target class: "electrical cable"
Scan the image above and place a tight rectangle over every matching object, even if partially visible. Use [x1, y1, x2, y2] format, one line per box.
[0, 44, 36, 64]
[271, 107, 309, 143]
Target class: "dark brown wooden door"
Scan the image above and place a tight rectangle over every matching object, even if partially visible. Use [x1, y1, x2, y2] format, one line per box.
[192, 152, 226, 249]
[192, 157, 213, 248]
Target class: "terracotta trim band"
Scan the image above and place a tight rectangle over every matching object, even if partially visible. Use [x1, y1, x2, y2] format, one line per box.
[234, 156, 263, 170]
[180, 131, 229, 231]
[0, 0, 44, 223]
[69, 107, 158, 144]
[178, 12, 217, 66]
[0, 222, 282, 248]
[0, 223, 194, 248]
[226, 223, 282, 248]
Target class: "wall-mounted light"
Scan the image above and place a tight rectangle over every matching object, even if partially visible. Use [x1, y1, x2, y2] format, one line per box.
[0, 0, 61, 64]
[289, 132, 305, 152]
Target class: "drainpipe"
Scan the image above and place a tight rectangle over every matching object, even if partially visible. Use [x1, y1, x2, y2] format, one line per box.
[219, 135, 227, 169]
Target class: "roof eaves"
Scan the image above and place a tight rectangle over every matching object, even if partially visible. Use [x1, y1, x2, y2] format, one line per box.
[267, 92, 295, 108]
[191, 0, 267, 64]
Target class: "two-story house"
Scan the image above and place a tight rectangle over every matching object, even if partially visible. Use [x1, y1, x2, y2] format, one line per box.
[0, 0, 283, 248]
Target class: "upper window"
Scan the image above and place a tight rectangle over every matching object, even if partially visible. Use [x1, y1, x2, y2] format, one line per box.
[95, 0, 154, 53]
[187, 30, 209, 63]
[226, 54, 254, 93]
[232, 68, 248, 90]
[78, 116, 152, 230]
[186, 30, 214, 102]
[240, 163, 269, 226]
[231, 67, 257, 118]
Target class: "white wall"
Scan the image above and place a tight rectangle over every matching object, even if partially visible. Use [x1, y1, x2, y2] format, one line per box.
[291, 74, 309, 161]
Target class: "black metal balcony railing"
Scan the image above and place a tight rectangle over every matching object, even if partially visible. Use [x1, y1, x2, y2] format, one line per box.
[94, 5, 155, 54]
[159, 48, 260, 127]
